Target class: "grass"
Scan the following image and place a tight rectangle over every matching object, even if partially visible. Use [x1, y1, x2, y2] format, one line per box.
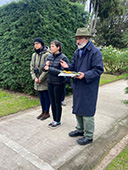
[105, 145, 128, 170]
[0, 89, 40, 117]
[123, 100, 128, 104]
[100, 73, 127, 85]
[0, 73, 127, 117]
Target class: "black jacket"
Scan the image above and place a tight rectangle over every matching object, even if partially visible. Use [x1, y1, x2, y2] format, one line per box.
[43, 52, 69, 85]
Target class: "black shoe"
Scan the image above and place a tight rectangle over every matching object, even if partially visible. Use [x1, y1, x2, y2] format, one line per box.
[77, 137, 93, 145]
[69, 130, 84, 137]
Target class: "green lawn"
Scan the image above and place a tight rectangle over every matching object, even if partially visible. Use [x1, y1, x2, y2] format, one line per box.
[105, 145, 128, 170]
[0, 89, 40, 117]
[100, 73, 127, 85]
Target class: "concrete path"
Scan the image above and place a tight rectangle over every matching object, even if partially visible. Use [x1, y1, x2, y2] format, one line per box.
[0, 80, 128, 170]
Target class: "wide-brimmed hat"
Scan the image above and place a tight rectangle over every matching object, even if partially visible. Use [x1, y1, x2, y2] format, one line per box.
[72, 27, 92, 38]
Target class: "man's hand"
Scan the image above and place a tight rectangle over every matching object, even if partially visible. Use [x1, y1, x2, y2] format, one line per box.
[75, 72, 85, 79]
[60, 60, 69, 68]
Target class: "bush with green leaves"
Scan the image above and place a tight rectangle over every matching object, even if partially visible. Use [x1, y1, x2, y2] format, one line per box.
[0, 0, 88, 94]
[124, 62, 128, 104]
[102, 46, 128, 74]
[102, 45, 128, 104]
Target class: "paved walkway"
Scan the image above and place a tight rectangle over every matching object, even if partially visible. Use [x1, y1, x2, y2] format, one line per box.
[0, 80, 128, 170]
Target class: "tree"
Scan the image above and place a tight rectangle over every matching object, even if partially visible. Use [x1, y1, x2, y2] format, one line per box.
[69, 0, 122, 34]
[95, 0, 128, 49]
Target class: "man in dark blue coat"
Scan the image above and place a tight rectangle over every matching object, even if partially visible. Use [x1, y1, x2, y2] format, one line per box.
[60, 27, 104, 145]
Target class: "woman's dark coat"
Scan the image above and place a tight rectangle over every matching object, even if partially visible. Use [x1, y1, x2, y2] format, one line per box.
[43, 52, 69, 84]
[69, 42, 104, 117]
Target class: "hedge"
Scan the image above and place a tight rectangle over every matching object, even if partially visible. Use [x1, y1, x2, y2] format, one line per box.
[0, 0, 88, 94]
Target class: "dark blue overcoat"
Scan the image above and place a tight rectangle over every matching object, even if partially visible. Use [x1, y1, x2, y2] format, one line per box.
[69, 42, 104, 117]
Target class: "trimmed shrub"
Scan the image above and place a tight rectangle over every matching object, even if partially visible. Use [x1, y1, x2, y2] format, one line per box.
[0, 0, 88, 94]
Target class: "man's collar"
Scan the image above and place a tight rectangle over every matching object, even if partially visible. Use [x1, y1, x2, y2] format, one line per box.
[82, 41, 92, 52]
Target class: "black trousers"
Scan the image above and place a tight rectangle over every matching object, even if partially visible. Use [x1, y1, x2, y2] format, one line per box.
[48, 83, 64, 122]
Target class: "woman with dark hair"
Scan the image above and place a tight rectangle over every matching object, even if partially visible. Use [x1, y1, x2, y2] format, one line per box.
[43, 40, 69, 128]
